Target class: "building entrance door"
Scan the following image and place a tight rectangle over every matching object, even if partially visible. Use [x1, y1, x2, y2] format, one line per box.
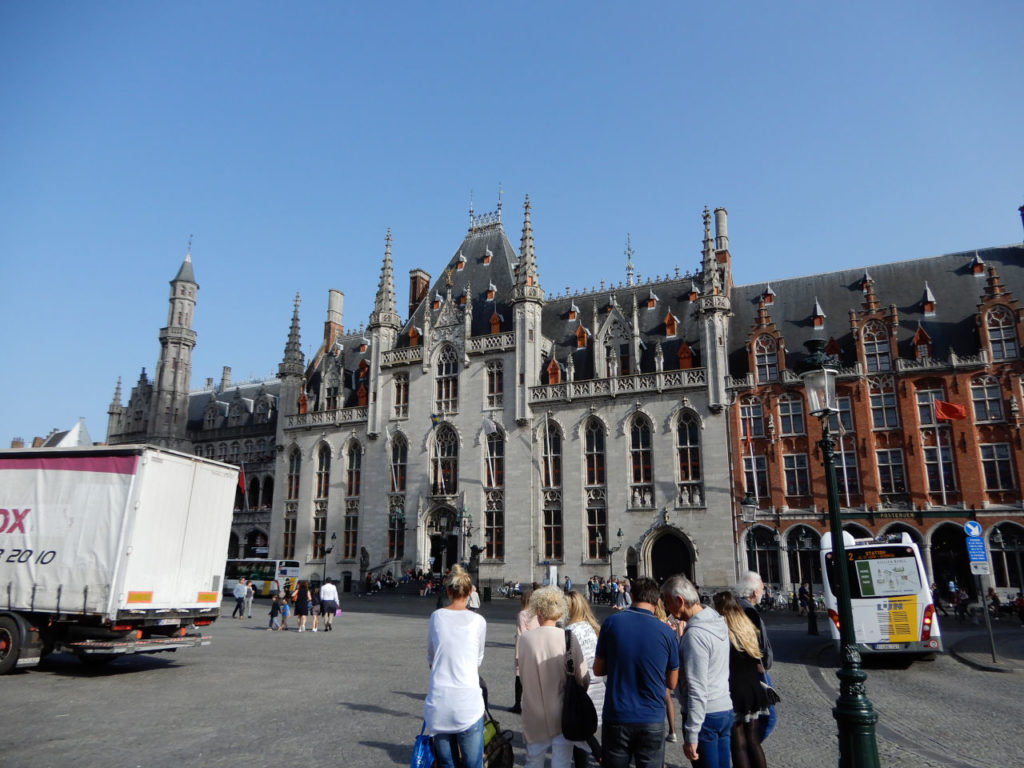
[931, 523, 974, 599]
[651, 532, 694, 584]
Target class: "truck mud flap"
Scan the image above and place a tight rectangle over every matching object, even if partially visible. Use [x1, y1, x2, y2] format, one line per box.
[70, 634, 211, 656]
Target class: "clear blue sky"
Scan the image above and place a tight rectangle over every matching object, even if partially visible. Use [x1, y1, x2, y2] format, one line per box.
[1, 1, 1022, 445]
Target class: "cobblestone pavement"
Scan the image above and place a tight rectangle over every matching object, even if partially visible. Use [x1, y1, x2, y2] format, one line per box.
[2, 593, 1023, 767]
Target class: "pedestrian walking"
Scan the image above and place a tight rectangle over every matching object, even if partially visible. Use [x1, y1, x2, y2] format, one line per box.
[424, 565, 487, 768]
[735, 570, 776, 743]
[662, 575, 733, 768]
[519, 586, 590, 768]
[593, 577, 679, 768]
[280, 594, 291, 630]
[267, 594, 281, 631]
[930, 583, 949, 617]
[714, 591, 770, 768]
[244, 578, 255, 618]
[310, 584, 321, 631]
[319, 578, 340, 631]
[292, 580, 311, 632]
[231, 578, 247, 618]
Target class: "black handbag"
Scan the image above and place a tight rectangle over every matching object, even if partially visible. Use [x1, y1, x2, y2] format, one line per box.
[561, 629, 598, 741]
[483, 702, 514, 768]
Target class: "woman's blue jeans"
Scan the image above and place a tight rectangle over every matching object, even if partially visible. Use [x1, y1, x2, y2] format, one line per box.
[694, 710, 733, 768]
[433, 716, 484, 768]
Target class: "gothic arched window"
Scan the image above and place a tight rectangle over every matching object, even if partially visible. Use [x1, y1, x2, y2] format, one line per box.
[435, 345, 459, 414]
[987, 305, 1018, 361]
[432, 424, 459, 494]
[754, 335, 778, 383]
[677, 412, 703, 507]
[862, 322, 891, 372]
[629, 416, 653, 508]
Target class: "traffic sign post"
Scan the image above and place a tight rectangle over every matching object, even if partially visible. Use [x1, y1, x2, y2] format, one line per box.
[964, 523, 997, 663]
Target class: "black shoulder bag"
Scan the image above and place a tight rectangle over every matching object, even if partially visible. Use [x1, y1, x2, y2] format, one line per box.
[561, 629, 598, 741]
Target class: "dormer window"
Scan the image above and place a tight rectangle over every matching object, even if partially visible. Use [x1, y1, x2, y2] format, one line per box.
[359, 339, 369, 353]
[489, 312, 502, 335]
[665, 311, 677, 338]
[677, 341, 693, 370]
[812, 297, 826, 328]
[486, 282, 496, 301]
[546, 358, 561, 385]
[912, 326, 932, 360]
[922, 282, 936, 316]
[687, 282, 699, 302]
[456, 252, 466, 271]
[763, 283, 775, 305]
[646, 289, 659, 309]
[459, 293, 467, 306]
[409, 327, 421, 347]
[861, 271, 874, 292]
[825, 337, 841, 359]
[971, 252, 985, 275]
[575, 324, 588, 349]
[483, 247, 492, 265]
[432, 294, 441, 310]
[568, 301, 579, 321]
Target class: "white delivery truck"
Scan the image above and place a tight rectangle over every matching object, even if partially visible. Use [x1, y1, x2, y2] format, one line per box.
[0, 444, 237, 673]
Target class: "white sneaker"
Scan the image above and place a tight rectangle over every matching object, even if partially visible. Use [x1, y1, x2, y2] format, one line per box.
[298, 627, 305, 632]
[312, 628, 318, 632]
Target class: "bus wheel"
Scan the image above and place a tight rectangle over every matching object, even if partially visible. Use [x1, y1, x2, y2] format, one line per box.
[0, 617, 20, 675]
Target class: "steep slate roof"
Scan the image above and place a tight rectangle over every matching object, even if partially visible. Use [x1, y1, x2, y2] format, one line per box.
[305, 328, 374, 409]
[540, 272, 704, 381]
[397, 223, 519, 345]
[727, 244, 1024, 375]
[185, 379, 280, 430]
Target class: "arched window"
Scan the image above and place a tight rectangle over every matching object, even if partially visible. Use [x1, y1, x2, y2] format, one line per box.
[584, 418, 607, 560]
[585, 419, 606, 486]
[862, 322, 891, 372]
[486, 360, 503, 408]
[390, 434, 407, 493]
[987, 306, 1018, 361]
[746, 525, 781, 585]
[230, 442, 241, 464]
[435, 345, 459, 414]
[754, 335, 778, 382]
[869, 376, 899, 429]
[346, 443, 361, 497]
[677, 412, 703, 506]
[315, 445, 331, 499]
[991, 523, 1024, 589]
[218, 442, 228, 461]
[432, 424, 459, 494]
[286, 449, 300, 501]
[542, 422, 563, 560]
[485, 428, 505, 559]
[786, 526, 822, 587]
[629, 416, 653, 508]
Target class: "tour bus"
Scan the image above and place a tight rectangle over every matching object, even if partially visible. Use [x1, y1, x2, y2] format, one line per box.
[222, 558, 301, 597]
[820, 531, 942, 656]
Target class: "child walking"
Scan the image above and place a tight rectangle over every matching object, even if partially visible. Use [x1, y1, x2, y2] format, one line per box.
[267, 595, 281, 631]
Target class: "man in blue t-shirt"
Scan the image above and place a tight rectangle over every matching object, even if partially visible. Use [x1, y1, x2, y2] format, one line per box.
[593, 577, 679, 768]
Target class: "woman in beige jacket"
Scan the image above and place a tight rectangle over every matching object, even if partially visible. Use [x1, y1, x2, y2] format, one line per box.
[518, 586, 590, 768]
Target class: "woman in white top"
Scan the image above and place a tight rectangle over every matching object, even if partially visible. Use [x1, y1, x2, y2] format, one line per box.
[424, 565, 487, 768]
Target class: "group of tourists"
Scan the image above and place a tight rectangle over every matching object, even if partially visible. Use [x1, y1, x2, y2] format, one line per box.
[265, 578, 340, 632]
[582, 575, 633, 608]
[422, 567, 776, 768]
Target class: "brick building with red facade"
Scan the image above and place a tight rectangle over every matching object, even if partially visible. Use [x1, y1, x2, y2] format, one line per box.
[726, 212, 1024, 603]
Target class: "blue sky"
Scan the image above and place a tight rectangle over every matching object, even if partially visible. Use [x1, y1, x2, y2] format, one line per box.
[1, 1, 1022, 445]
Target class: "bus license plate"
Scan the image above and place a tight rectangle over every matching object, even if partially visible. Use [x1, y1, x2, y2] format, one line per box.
[873, 643, 900, 650]
[156, 619, 180, 626]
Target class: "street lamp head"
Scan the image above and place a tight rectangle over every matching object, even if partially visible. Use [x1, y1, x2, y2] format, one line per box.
[740, 491, 758, 524]
[616, 528, 623, 540]
[798, 339, 838, 417]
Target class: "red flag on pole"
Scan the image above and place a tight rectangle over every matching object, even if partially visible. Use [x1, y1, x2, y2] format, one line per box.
[238, 464, 246, 493]
[934, 400, 967, 421]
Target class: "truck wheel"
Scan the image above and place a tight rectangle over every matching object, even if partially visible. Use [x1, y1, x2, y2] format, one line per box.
[0, 616, 20, 675]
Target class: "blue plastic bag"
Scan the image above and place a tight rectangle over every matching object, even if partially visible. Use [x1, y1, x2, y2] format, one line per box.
[410, 721, 434, 768]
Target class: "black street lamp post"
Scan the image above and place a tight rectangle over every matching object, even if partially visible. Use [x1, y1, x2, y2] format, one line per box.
[322, 531, 336, 585]
[799, 339, 880, 768]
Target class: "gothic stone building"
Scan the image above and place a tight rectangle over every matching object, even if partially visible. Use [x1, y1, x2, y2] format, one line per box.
[269, 200, 737, 590]
[106, 251, 281, 558]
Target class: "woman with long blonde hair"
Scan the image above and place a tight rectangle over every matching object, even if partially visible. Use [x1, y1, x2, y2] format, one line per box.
[566, 591, 603, 768]
[713, 591, 769, 768]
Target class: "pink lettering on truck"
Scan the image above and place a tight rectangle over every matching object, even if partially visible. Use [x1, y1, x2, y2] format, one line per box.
[0, 508, 29, 534]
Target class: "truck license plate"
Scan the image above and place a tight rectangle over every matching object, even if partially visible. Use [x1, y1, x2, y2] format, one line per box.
[873, 643, 899, 650]
[156, 619, 179, 626]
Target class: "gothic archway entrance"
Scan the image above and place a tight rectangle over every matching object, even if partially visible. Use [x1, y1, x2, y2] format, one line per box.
[931, 522, 973, 599]
[651, 531, 694, 584]
[426, 506, 459, 576]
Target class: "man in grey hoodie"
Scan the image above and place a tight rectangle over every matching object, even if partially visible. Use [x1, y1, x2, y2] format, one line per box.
[662, 575, 733, 767]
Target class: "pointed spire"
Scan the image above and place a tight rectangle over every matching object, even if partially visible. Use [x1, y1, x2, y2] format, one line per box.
[513, 194, 543, 303]
[701, 206, 721, 295]
[369, 229, 400, 329]
[110, 377, 123, 408]
[173, 240, 196, 284]
[625, 233, 635, 286]
[279, 293, 304, 377]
